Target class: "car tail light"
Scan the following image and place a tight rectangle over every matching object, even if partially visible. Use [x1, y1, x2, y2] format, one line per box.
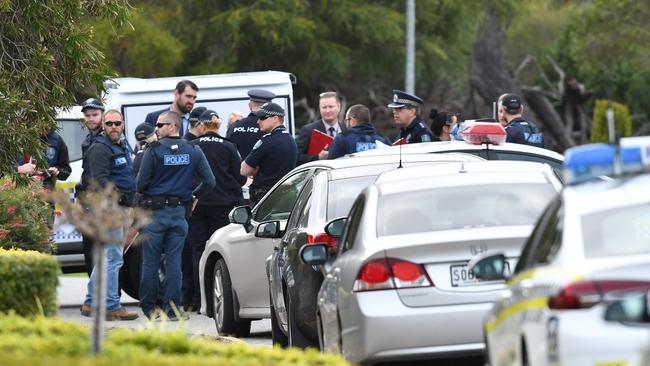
[548, 280, 650, 310]
[306, 232, 337, 249]
[353, 258, 433, 292]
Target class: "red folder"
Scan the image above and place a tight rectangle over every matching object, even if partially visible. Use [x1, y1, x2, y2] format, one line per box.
[307, 129, 334, 155]
[392, 137, 408, 146]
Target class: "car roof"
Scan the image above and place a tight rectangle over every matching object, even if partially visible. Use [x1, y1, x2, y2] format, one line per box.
[348, 140, 564, 161]
[563, 173, 650, 215]
[375, 161, 561, 195]
[296, 152, 484, 179]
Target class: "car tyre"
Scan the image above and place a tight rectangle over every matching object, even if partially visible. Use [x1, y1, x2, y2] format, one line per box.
[521, 338, 530, 366]
[270, 292, 288, 347]
[286, 291, 316, 349]
[213, 259, 251, 337]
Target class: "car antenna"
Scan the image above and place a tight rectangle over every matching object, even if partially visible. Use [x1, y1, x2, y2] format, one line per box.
[398, 139, 403, 168]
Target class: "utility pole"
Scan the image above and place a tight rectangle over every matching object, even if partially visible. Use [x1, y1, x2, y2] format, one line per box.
[405, 0, 415, 94]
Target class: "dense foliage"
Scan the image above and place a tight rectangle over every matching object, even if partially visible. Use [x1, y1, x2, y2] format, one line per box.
[591, 100, 632, 143]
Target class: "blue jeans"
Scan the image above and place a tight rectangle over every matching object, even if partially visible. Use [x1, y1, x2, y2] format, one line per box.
[139, 206, 187, 316]
[84, 229, 124, 311]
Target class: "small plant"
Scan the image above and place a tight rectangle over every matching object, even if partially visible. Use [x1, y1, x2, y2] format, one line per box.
[0, 178, 54, 254]
[591, 99, 632, 143]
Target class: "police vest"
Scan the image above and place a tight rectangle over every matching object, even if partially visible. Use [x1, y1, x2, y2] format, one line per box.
[507, 119, 545, 148]
[145, 139, 196, 199]
[44, 132, 61, 167]
[341, 125, 386, 154]
[94, 135, 136, 193]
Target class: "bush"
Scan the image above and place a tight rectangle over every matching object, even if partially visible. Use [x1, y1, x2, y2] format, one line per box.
[0, 249, 59, 316]
[0, 178, 54, 254]
[591, 99, 632, 143]
[0, 314, 351, 366]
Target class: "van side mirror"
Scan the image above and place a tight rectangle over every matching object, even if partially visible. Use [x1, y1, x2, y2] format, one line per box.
[299, 244, 329, 266]
[324, 217, 347, 239]
[255, 220, 283, 239]
[230, 205, 252, 232]
[604, 292, 650, 324]
[468, 253, 508, 281]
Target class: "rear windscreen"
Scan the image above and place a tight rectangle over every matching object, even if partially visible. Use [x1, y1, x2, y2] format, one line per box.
[582, 204, 650, 258]
[327, 176, 377, 219]
[377, 183, 557, 236]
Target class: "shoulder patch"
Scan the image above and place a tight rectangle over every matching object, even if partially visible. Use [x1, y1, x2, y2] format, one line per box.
[252, 139, 263, 150]
[421, 134, 431, 143]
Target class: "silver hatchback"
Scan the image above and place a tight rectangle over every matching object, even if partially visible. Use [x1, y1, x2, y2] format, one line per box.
[302, 161, 562, 364]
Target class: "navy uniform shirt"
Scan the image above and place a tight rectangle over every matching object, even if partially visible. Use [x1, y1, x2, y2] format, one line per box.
[245, 125, 297, 191]
[328, 123, 390, 159]
[400, 115, 436, 144]
[226, 113, 264, 159]
[190, 132, 247, 207]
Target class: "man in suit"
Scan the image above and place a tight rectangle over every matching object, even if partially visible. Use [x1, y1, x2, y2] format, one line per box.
[144, 80, 198, 136]
[296, 91, 347, 165]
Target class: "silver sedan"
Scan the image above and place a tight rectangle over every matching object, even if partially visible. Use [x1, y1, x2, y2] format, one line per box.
[302, 161, 562, 364]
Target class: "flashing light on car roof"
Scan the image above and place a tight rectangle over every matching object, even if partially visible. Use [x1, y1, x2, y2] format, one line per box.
[563, 140, 650, 185]
[460, 122, 506, 145]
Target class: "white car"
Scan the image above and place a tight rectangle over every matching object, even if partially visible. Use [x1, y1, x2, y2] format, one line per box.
[300, 161, 562, 364]
[198, 152, 483, 337]
[470, 143, 650, 366]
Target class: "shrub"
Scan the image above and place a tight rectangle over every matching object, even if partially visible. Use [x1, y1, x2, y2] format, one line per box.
[0, 178, 54, 254]
[0, 314, 351, 366]
[591, 99, 632, 143]
[0, 249, 59, 316]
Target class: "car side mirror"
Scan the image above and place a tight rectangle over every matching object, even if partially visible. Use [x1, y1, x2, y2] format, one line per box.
[468, 252, 508, 281]
[604, 291, 650, 324]
[255, 220, 283, 239]
[230, 205, 253, 232]
[324, 217, 347, 239]
[299, 244, 329, 266]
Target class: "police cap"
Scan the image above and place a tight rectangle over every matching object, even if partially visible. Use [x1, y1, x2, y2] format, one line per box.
[134, 122, 155, 142]
[198, 109, 219, 123]
[253, 102, 285, 118]
[189, 106, 207, 125]
[501, 94, 522, 114]
[81, 98, 105, 112]
[248, 89, 276, 103]
[387, 90, 423, 108]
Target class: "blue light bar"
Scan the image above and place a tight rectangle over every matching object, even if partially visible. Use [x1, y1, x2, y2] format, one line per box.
[564, 142, 647, 185]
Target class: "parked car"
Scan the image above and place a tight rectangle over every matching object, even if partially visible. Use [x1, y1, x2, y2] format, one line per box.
[301, 161, 562, 364]
[470, 142, 650, 366]
[601, 293, 650, 366]
[199, 152, 483, 337]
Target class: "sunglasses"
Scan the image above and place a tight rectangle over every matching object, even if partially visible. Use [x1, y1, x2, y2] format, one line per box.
[258, 116, 272, 121]
[105, 120, 123, 127]
[156, 123, 170, 128]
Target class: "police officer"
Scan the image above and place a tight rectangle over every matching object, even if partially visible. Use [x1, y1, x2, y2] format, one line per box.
[240, 102, 297, 204]
[132, 122, 157, 176]
[136, 111, 215, 320]
[328, 104, 390, 159]
[79, 97, 105, 276]
[387, 90, 436, 144]
[16, 130, 71, 188]
[227, 89, 276, 159]
[184, 106, 207, 141]
[187, 109, 246, 311]
[498, 93, 544, 148]
[81, 109, 139, 321]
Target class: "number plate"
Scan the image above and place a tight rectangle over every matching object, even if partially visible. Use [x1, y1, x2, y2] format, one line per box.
[450, 261, 510, 287]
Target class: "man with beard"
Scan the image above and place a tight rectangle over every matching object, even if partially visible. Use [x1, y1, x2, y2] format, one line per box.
[145, 80, 199, 136]
[80, 109, 139, 321]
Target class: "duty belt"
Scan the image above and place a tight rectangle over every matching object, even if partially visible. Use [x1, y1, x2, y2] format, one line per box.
[139, 195, 188, 210]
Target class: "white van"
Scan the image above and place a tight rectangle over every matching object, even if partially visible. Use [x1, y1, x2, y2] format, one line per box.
[53, 70, 296, 273]
[104, 70, 296, 147]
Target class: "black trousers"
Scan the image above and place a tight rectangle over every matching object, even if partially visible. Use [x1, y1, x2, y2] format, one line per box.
[187, 204, 232, 309]
[82, 234, 94, 277]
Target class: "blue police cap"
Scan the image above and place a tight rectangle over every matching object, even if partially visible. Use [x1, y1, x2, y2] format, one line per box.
[387, 90, 423, 108]
[81, 97, 104, 112]
[248, 89, 276, 103]
[501, 93, 522, 114]
[198, 109, 219, 123]
[134, 122, 155, 141]
[253, 102, 285, 118]
[189, 106, 207, 124]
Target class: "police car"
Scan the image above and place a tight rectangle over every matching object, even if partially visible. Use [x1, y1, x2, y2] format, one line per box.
[350, 122, 565, 180]
[469, 138, 650, 366]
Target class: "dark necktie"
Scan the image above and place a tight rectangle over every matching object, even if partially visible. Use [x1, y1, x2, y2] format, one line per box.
[328, 126, 335, 137]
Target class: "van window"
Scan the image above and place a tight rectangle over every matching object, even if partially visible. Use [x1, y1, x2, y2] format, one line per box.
[56, 119, 86, 162]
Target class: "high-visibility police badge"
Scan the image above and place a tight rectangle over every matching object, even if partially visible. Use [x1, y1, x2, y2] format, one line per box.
[164, 154, 190, 165]
[252, 140, 263, 150]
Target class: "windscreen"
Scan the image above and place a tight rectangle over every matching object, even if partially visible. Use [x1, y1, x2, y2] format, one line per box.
[327, 176, 377, 219]
[377, 183, 557, 236]
[582, 204, 650, 258]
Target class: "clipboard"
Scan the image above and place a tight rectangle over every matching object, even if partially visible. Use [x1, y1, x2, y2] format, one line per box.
[307, 129, 334, 155]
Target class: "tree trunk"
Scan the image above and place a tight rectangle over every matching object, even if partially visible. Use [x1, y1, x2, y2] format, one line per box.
[522, 88, 575, 152]
[91, 242, 106, 354]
